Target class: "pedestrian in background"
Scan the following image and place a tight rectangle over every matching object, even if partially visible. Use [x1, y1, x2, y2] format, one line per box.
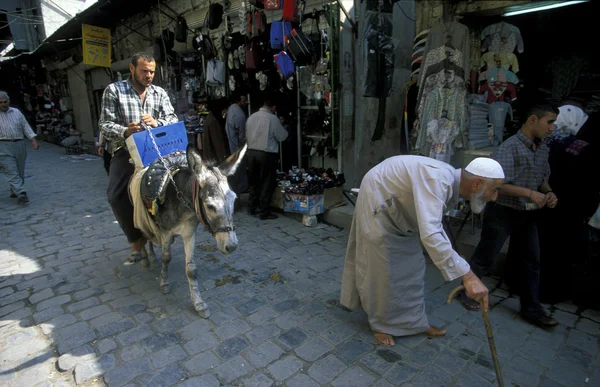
[225, 93, 249, 196]
[0, 90, 40, 204]
[245, 97, 288, 220]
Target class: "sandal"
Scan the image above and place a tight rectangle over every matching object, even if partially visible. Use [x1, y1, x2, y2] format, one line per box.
[124, 251, 142, 266]
[459, 291, 481, 311]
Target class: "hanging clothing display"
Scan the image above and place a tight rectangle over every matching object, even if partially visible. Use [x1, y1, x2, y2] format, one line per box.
[426, 117, 460, 162]
[480, 52, 519, 73]
[488, 101, 513, 146]
[413, 21, 470, 158]
[481, 22, 524, 54]
[362, 12, 394, 98]
[480, 81, 517, 104]
[479, 67, 519, 84]
[415, 76, 467, 155]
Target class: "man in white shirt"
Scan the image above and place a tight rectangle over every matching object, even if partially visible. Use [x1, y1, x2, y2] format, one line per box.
[340, 156, 504, 346]
[0, 91, 39, 204]
[245, 98, 288, 220]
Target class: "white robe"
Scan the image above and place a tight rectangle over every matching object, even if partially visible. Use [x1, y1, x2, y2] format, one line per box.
[340, 156, 470, 336]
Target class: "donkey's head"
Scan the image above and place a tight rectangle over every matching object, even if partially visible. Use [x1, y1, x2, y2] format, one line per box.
[186, 144, 247, 255]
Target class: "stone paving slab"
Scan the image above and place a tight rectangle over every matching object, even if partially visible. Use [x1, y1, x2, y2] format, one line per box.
[0, 142, 599, 386]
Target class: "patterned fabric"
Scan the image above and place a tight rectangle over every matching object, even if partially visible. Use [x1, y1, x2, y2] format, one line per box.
[481, 52, 519, 73]
[426, 118, 460, 162]
[479, 68, 519, 84]
[470, 30, 482, 71]
[416, 45, 464, 107]
[0, 107, 36, 140]
[415, 85, 467, 154]
[550, 56, 589, 99]
[480, 82, 517, 104]
[481, 22, 524, 54]
[99, 79, 178, 154]
[493, 130, 550, 211]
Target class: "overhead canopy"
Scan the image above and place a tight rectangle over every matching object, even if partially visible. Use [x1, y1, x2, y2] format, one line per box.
[1, 0, 156, 62]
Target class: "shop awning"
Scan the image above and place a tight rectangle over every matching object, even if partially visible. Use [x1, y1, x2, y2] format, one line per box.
[0, 0, 155, 63]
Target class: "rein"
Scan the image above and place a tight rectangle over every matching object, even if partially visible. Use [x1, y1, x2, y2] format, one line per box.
[191, 178, 235, 236]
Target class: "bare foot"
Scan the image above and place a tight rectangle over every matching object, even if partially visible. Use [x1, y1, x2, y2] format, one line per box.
[373, 331, 395, 346]
[424, 326, 447, 337]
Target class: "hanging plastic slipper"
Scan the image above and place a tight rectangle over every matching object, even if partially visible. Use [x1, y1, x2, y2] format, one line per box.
[287, 76, 295, 90]
[229, 75, 236, 91]
[228, 53, 234, 70]
[238, 46, 245, 65]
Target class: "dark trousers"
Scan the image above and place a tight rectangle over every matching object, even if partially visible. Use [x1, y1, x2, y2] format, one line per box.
[103, 149, 112, 175]
[107, 149, 142, 243]
[470, 202, 543, 317]
[247, 149, 277, 216]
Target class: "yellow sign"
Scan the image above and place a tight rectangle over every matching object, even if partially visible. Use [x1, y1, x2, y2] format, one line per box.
[82, 24, 111, 68]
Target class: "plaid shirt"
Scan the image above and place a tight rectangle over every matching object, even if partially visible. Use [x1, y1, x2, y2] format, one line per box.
[493, 130, 550, 210]
[99, 79, 178, 154]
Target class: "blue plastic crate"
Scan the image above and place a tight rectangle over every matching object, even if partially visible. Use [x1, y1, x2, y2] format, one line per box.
[283, 194, 324, 215]
[126, 122, 188, 168]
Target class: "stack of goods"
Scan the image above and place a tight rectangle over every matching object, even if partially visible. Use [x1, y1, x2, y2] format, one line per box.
[467, 94, 491, 150]
[276, 167, 345, 195]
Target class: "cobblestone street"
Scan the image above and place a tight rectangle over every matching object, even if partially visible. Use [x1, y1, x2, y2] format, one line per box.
[1, 142, 599, 387]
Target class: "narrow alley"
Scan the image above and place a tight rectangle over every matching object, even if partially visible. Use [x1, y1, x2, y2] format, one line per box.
[1, 142, 598, 386]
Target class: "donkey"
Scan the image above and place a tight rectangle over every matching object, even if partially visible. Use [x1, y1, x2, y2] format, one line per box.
[137, 143, 247, 318]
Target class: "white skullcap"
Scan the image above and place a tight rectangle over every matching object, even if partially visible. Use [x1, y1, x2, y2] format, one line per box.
[465, 157, 505, 179]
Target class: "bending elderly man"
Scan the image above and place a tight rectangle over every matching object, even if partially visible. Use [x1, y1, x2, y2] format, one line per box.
[340, 156, 504, 346]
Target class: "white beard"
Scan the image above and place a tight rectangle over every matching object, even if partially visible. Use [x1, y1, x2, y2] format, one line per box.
[470, 191, 487, 214]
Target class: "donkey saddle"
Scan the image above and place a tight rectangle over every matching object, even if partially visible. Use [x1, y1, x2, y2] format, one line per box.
[140, 150, 188, 215]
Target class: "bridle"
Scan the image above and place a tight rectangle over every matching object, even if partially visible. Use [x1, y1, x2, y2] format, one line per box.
[191, 178, 236, 236]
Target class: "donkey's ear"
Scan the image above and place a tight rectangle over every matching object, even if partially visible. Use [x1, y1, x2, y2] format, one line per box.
[186, 144, 210, 181]
[219, 143, 247, 176]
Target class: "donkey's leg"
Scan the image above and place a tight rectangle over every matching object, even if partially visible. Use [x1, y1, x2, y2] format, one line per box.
[160, 234, 174, 294]
[182, 226, 210, 318]
[140, 243, 149, 269]
[147, 242, 160, 270]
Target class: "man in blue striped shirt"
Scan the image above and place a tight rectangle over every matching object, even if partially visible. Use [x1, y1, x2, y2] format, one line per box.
[0, 91, 39, 204]
[99, 53, 178, 264]
[461, 103, 560, 328]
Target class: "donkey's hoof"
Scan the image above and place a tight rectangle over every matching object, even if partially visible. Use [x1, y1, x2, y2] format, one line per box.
[141, 258, 150, 268]
[160, 280, 170, 294]
[195, 304, 211, 318]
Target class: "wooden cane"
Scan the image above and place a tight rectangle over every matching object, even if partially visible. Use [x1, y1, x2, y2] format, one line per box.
[447, 285, 504, 387]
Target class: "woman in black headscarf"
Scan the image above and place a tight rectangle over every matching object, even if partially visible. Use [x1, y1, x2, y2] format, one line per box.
[538, 105, 600, 305]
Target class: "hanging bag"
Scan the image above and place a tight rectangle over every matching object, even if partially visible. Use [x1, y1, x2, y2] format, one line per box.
[245, 40, 264, 71]
[193, 34, 216, 59]
[175, 16, 188, 42]
[282, 0, 299, 21]
[274, 51, 295, 80]
[270, 21, 292, 50]
[208, 3, 224, 30]
[285, 28, 313, 63]
[264, 0, 282, 10]
[249, 0, 265, 8]
[247, 11, 268, 39]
